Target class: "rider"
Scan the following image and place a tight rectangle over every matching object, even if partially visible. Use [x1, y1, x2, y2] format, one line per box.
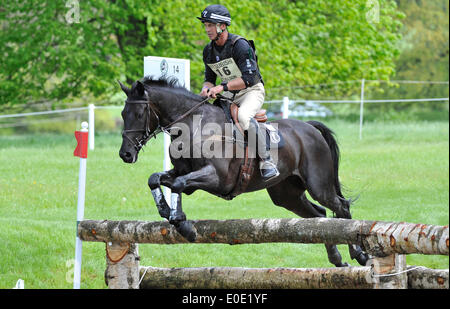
[198, 4, 279, 181]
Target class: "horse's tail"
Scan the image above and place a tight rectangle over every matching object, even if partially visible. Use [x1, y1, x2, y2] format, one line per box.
[306, 120, 344, 199]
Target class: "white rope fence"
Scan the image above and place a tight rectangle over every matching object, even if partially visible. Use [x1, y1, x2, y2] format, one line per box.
[1, 80, 448, 143]
[0, 107, 88, 119]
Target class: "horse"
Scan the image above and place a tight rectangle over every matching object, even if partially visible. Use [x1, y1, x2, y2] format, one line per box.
[118, 76, 369, 267]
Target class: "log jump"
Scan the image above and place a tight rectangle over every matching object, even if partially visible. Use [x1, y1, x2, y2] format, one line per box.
[78, 218, 449, 289]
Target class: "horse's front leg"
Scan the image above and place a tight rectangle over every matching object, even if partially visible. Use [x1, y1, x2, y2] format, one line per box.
[168, 165, 220, 242]
[148, 170, 177, 220]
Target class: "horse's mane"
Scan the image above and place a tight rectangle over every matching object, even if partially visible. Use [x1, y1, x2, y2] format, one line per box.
[141, 75, 203, 102]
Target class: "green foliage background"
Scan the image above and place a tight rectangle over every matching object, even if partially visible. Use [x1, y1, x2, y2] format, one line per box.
[392, 0, 449, 98]
[0, 0, 405, 107]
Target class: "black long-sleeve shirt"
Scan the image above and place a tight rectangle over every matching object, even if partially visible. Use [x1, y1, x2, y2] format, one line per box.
[203, 34, 262, 88]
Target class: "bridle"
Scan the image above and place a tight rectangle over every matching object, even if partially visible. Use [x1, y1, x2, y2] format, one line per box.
[122, 95, 210, 151]
[121, 98, 160, 151]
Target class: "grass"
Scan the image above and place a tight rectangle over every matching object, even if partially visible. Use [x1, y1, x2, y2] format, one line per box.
[0, 119, 448, 289]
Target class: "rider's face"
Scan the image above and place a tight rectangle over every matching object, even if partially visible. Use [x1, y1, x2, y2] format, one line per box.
[204, 22, 226, 40]
[204, 22, 218, 40]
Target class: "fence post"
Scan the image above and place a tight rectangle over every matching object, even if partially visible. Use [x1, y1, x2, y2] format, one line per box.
[163, 133, 171, 204]
[73, 121, 89, 289]
[283, 97, 290, 119]
[359, 79, 365, 140]
[370, 254, 407, 289]
[105, 242, 140, 289]
[88, 104, 95, 150]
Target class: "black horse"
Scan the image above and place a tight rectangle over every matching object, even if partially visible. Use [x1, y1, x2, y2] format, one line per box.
[118, 76, 368, 267]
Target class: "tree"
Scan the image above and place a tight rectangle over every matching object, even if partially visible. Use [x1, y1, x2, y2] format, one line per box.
[389, 0, 449, 98]
[0, 0, 404, 108]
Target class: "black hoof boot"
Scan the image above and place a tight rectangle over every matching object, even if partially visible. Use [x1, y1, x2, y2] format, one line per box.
[355, 251, 370, 266]
[175, 221, 197, 242]
[350, 245, 369, 266]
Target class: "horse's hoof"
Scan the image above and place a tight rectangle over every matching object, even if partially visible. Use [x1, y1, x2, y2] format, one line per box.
[175, 221, 197, 242]
[336, 262, 350, 267]
[355, 252, 370, 266]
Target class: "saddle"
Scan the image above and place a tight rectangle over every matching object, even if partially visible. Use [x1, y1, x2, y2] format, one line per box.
[214, 98, 284, 149]
[230, 103, 267, 136]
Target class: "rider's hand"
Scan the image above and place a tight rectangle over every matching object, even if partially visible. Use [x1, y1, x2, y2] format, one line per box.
[208, 85, 224, 99]
[200, 86, 210, 97]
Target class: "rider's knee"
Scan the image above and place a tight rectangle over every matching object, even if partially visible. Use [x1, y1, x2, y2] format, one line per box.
[238, 112, 252, 131]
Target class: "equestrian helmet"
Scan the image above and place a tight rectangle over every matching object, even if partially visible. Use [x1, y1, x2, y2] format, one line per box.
[197, 4, 231, 26]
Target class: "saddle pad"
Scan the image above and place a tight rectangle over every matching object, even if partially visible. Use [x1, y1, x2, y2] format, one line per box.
[264, 123, 285, 149]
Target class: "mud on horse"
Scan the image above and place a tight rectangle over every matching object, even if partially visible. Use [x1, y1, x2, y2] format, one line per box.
[118, 77, 369, 267]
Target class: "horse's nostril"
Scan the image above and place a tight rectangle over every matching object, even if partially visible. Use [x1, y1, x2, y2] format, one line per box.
[120, 150, 133, 161]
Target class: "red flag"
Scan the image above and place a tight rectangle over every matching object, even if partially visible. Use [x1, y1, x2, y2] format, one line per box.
[74, 131, 89, 158]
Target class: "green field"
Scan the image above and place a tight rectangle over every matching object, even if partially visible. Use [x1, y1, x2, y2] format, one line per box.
[0, 120, 448, 289]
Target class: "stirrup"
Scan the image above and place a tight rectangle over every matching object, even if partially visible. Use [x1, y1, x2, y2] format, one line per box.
[260, 159, 280, 181]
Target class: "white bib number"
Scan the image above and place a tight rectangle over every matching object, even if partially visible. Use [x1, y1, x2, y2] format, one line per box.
[207, 58, 242, 83]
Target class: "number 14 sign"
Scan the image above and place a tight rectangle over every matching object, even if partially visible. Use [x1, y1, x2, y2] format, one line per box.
[143, 56, 190, 91]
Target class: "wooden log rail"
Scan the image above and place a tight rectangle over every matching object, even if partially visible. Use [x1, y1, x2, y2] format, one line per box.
[138, 266, 374, 289]
[78, 218, 449, 289]
[138, 266, 449, 289]
[79, 218, 449, 256]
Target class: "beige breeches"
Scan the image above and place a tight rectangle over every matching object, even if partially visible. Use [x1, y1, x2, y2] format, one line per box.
[231, 82, 265, 131]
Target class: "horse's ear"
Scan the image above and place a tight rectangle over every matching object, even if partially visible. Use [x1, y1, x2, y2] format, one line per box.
[118, 80, 130, 96]
[136, 80, 146, 96]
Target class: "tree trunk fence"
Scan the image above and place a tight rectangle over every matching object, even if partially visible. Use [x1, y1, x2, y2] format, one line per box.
[78, 218, 449, 289]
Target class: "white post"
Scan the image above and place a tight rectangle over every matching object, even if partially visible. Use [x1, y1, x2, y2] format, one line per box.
[144, 56, 190, 205]
[283, 97, 290, 119]
[74, 121, 88, 289]
[163, 133, 171, 202]
[359, 79, 365, 140]
[88, 104, 95, 150]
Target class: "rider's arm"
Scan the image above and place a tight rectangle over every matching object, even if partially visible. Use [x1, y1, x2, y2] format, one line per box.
[207, 78, 245, 98]
[232, 39, 261, 88]
[223, 78, 246, 91]
[203, 45, 217, 85]
[201, 45, 218, 96]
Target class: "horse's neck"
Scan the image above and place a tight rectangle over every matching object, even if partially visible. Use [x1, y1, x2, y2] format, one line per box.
[155, 94, 199, 127]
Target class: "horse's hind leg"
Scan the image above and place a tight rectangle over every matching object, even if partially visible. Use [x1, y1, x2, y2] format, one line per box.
[305, 176, 369, 266]
[266, 176, 348, 267]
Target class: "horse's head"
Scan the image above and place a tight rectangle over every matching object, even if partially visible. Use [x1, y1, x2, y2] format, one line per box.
[118, 80, 159, 163]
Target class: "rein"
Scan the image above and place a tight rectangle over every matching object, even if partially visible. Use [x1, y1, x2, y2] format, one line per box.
[123, 96, 210, 151]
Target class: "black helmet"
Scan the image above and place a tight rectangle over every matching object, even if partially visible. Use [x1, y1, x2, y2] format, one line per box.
[197, 4, 231, 26]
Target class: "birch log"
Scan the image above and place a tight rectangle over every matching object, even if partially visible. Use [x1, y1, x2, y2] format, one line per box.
[407, 266, 449, 289]
[79, 218, 449, 256]
[139, 266, 373, 289]
[138, 265, 448, 289]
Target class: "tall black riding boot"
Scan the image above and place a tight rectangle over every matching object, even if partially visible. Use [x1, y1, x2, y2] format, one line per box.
[247, 119, 280, 181]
